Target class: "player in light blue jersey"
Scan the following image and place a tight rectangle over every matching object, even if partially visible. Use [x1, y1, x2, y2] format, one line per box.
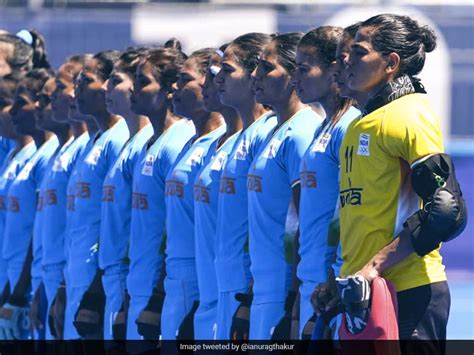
[67, 50, 129, 340]
[0, 75, 36, 296]
[247, 33, 323, 340]
[1, 69, 59, 339]
[162, 48, 226, 340]
[307, 23, 369, 341]
[126, 43, 195, 343]
[37, 55, 93, 340]
[293, 26, 360, 339]
[213, 35, 277, 340]
[192, 47, 242, 340]
[98, 48, 154, 341]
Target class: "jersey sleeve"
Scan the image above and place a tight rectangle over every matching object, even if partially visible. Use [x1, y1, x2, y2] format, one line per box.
[380, 105, 444, 165]
[284, 130, 314, 187]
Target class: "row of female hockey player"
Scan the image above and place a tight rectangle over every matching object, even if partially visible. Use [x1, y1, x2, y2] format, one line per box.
[0, 14, 456, 353]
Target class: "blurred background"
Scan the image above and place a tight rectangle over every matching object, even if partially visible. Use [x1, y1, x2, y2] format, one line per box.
[0, 0, 472, 340]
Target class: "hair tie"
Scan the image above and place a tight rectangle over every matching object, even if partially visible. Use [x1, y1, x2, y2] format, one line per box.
[16, 30, 33, 46]
[209, 65, 221, 76]
[215, 49, 224, 58]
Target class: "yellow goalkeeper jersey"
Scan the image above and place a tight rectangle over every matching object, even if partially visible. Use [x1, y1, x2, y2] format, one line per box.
[339, 93, 447, 292]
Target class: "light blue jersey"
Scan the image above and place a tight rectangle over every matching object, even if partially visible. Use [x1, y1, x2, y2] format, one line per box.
[98, 124, 153, 271]
[66, 119, 129, 287]
[162, 124, 225, 339]
[247, 107, 322, 304]
[3, 137, 59, 290]
[126, 120, 194, 339]
[215, 113, 277, 292]
[128, 120, 194, 297]
[297, 106, 360, 336]
[164, 124, 226, 267]
[41, 133, 90, 267]
[99, 123, 154, 340]
[193, 131, 240, 339]
[0, 142, 36, 290]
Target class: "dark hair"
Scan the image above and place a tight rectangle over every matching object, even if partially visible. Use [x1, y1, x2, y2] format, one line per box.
[299, 26, 343, 66]
[230, 32, 272, 74]
[272, 32, 304, 73]
[29, 30, 51, 70]
[164, 38, 182, 52]
[0, 75, 21, 109]
[116, 47, 150, 78]
[62, 53, 93, 82]
[0, 34, 33, 73]
[20, 68, 54, 101]
[92, 49, 121, 81]
[361, 14, 437, 77]
[145, 44, 187, 91]
[343, 22, 362, 41]
[188, 48, 216, 75]
[300, 26, 355, 124]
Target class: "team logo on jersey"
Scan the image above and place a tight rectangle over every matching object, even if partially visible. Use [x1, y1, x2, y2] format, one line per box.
[165, 180, 184, 198]
[193, 184, 210, 204]
[235, 139, 249, 160]
[132, 192, 148, 210]
[45, 189, 58, 206]
[17, 161, 34, 181]
[102, 185, 115, 202]
[339, 178, 363, 208]
[312, 132, 332, 153]
[262, 139, 281, 159]
[220, 176, 236, 194]
[185, 147, 205, 166]
[76, 182, 91, 199]
[210, 151, 228, 171]
[141, 154, 155, 176]
[247, 174, 262, 192]
[85, 146, 103, 166]
[357, 133, 370, 156]
[9, 196, 20, 212]
[52, 152, 71, 172]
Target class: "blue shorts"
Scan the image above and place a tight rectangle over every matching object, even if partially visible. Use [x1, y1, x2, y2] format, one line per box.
[161, 262, 199, 340]
[42, 262, 65, 340]
[102, 265, 128, 340]
[194, 300, 217, 340]
[249, 301, 285, 340]
[215, 288, 246, 340]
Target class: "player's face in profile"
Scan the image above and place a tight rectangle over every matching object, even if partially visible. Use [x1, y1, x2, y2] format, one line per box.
[173, 57, 206, 118]
[75, 58, 106, 116]
[334, 39, 355, 99]
[36, 77, 59, 131]
[347, 27, 388, 95]
[294, 46, 335, 104]
[106, 63, 134, 117]
[131, 60, 166, 117]
[9, 86, 38, 136]
[215, 46, 253, 110]
[52, 63, 76, 124]
[252, 41, 293, 108]
[202, 53, 224, 113]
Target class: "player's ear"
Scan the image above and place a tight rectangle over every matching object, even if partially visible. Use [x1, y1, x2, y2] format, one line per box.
[385, 53, 400, 75]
